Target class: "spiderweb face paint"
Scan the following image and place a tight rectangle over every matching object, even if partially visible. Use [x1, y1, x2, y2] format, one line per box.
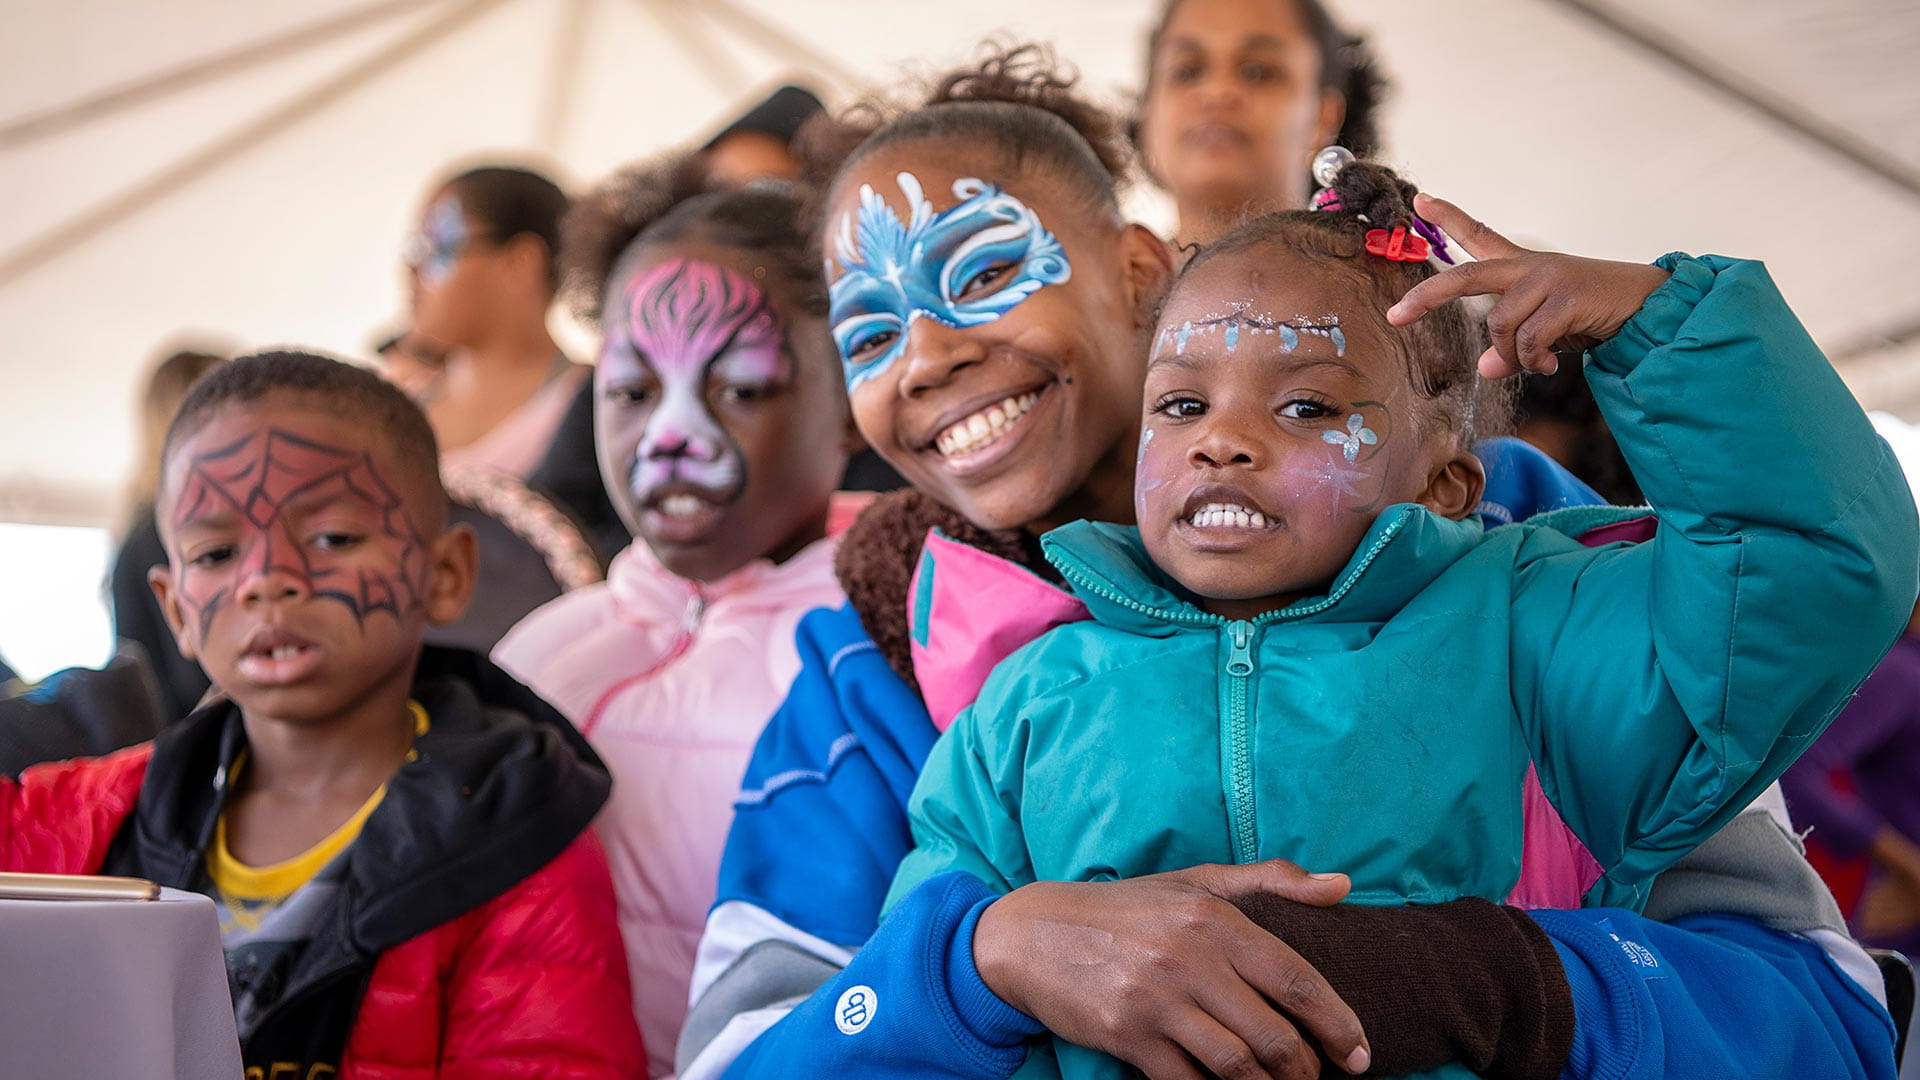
[607, 258, 787, 507]
[169, 428, 427, 639]
[827, 172, 1072, 391]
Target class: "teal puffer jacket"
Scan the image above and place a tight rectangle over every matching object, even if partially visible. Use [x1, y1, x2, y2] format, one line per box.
[886, 255, 1920, 1080]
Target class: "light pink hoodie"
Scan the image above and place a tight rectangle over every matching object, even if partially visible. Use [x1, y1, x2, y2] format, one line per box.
[494, 535, 844, 1078]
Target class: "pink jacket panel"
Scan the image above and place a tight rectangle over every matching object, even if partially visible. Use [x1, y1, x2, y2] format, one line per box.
[493, 537, 844, 1077]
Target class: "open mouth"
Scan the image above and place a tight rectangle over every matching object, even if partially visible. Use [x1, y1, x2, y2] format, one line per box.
[236, 628, 323, 685]
[1177, 485, 1282, 539]
[933, 389, 1042, 459]
[1186, 502, 1273, 530]
[640, 485, 731, 545]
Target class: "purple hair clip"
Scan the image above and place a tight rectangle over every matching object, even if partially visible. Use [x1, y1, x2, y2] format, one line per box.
[1311, 187, 1344, 212]
[1409, 214, 1454, 264]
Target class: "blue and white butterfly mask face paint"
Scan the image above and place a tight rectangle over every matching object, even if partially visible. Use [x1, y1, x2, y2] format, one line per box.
[828, 172, 1072, 391]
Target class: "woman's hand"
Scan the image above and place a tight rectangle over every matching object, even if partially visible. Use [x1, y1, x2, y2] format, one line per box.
[1387, 194, 1671, 379]
[973, 861, 1371, 1080]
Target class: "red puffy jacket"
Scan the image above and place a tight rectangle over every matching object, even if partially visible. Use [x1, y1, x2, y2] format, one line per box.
[1, 659, 647, 1079]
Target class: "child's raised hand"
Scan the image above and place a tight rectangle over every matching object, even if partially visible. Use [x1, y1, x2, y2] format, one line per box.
[1386, 193, 1670, 379]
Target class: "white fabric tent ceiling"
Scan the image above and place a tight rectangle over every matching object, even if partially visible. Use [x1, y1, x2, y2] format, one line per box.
[2, 0, 1917, 527]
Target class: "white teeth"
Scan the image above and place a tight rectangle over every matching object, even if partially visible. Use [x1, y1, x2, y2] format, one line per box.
[268, 645, 303, 660]
[1186, 503, 1269, 529]
[658, 493, 708, 517]
[935, 392, 1040, 457]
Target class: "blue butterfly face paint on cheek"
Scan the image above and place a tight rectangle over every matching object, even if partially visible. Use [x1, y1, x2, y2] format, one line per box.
[827, 172, 1072, 392]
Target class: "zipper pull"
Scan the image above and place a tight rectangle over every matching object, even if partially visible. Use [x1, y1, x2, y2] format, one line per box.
[1226, 621, 1255, 677]
[684, 592, 706, 634]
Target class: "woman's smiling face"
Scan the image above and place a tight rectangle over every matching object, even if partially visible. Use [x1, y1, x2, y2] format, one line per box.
[825, 143, 1162, 533]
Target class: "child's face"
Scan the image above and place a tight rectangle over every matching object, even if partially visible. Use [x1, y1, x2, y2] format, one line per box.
[595, 243, 850, 582]
[825, 146, 1167, 533]
[149, 402, 473, 723]
[1136, 251, 1473, 619]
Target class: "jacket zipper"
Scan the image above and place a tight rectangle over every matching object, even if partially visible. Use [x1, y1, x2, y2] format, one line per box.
[1223, 621, 1258, 863]
[1048, 507, 1413, 865]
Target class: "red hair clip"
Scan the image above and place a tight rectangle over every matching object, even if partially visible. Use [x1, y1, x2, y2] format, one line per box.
[1365, 225, 1431, 263]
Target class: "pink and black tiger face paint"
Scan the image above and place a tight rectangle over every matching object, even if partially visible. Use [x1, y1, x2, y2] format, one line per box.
[614, 258, 785, 506]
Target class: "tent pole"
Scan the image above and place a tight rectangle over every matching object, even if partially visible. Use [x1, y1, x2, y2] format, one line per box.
[0, 0, 509, 289]
[537, 0, 595, 154]
[633, 0, 753, 98]
[690, 0, 872, 95]
[0, 0, 450, 151]
[1549, 0, 1920, 202]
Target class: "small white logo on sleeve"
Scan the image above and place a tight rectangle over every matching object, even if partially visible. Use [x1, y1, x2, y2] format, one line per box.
[835, 985, 877, 1035]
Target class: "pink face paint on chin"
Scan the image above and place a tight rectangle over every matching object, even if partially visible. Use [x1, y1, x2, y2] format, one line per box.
[610, 258, 789, 506]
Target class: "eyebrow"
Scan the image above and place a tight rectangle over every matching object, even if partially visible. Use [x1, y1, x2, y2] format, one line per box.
[1147, 351, 1360, 378]
[1166, 33, 1286, 51]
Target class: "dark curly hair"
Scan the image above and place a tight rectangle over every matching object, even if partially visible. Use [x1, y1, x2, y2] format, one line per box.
[1177, 159, 1510, 446]
[1133, 0, 1389, 195]
[558, 152, 824, 323]
[800, 43, 1133, 233]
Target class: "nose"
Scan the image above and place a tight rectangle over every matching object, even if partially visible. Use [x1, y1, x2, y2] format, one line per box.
[1188, 412, 1262, 470]
[644, 423, 723, 462]
[1193, 67, 1245, 109]
[898, 318, 989, 400]
[238, 543, 312, 607]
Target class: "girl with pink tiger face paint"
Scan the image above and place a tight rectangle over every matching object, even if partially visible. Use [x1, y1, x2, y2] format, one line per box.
[594, 244, 851, 583]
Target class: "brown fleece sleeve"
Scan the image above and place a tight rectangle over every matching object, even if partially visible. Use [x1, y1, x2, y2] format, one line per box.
[1233, 894, 1575, 1080]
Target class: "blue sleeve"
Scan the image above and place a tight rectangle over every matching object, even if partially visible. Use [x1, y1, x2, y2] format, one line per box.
[714, 603, 943, 945]
[1475, 435, 1607, 524]
[1533, 908, 1897, 1080]
[721, 872, 1042, 1080]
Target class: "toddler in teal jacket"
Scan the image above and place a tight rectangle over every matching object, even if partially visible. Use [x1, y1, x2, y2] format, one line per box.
[886, 161, 1919, 1080]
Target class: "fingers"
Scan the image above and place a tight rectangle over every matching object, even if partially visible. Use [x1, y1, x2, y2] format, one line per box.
[1171, 1008, 1319, 1080]
[1480, 274, 1554, 374]
[1412, 193, 1522, 262]
[1196, 981, 1327, 1080]
[1130, 1041, 1211, 1080]
[1229, 927, 1371, 1074]
[1174, 860, 1351, 907]
[1386, 257, 1527, 327]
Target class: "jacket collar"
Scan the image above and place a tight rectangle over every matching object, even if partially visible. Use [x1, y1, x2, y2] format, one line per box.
[1039, 506, 1483, 632]
[606, 534, 840, 623]
[115, 646, 610, 952]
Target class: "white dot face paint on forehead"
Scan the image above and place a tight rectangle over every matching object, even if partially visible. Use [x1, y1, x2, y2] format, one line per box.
[601, 257, 790, 507]
[827, 171, 1073, 392]
[1152, 307, 1347, 363]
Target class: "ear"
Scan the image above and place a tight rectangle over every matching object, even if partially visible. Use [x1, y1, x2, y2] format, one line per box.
[147, 563, 197, 661]
[421, 523, 479, 625]
[1312, 89, 1347, 152]
[1116, 223, 1176, 330]
[503, 234, 553, 295]
[1418, 447, 1485, 521]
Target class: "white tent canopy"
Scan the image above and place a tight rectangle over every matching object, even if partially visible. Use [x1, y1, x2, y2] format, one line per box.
[3, 0, 1918, 528]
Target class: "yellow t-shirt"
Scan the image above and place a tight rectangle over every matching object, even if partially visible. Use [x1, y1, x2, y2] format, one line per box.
[207, 700, 429, 933]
